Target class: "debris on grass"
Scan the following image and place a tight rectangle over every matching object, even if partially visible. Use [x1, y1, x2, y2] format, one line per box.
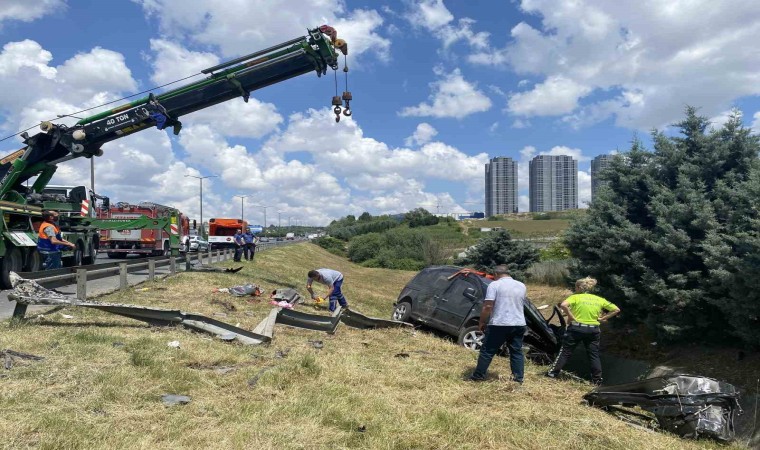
[210, 298, 237, 311]
[1, 349, 44, 370]
[161, 394, 192, 406]
[167, 341, 181, 348]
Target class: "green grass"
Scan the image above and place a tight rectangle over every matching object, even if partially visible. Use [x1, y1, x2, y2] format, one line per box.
[465, 219, 571, 238]
[0, 244, 735, 449]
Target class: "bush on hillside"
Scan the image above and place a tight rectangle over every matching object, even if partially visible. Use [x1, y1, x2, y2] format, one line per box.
[404, 208, 439, 228]
[347, 227, 433, 270]
[456, 230, 539, 281]
[313, 236, 346, 257]
[565, 108, 760, 346]
[527, 261, 570, 286]
[540, 240, 572, 261]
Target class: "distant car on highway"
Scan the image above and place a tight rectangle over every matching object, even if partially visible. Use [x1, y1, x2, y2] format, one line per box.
[188, 236, 209, 252]
[259, 237, 269, 242]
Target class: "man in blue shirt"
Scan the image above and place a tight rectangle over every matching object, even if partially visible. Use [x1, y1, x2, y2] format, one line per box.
[242, 229, 258, 261]
[232, 229, 244, 262]
[469, 265, 527, 384]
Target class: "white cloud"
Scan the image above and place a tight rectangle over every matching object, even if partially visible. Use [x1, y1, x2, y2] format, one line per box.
[511, 119, 530, 129]
[471, 1, 760, 129]
[57, 47, 137, 95]
[752, 112, 760, 133]
[399, 68, 492, 119]
[135, 0, 390, 63]
[405, 122, 438, 146]
[405, 1, 490, 52]
[0, 0, 65, 27]
[147, 39, 219, 86]
[507, 76, 591, 116]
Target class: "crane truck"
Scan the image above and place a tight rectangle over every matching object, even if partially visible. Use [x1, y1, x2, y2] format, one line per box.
[0, 25, 349, 287]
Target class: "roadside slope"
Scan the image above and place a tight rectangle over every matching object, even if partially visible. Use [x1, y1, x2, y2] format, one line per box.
[0, 244, 732, 449]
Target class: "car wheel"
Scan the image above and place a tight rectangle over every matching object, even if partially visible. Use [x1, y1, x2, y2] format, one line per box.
[1, 247, 23, 288]
[458, 325, 484, 351]
[392, 301, 412, 322]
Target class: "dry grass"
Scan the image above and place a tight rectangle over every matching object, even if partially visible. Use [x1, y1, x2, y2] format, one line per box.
[0, 244, 735, 449]
[462, 219, 571, 237]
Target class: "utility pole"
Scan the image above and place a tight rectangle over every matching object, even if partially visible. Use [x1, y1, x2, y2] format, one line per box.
[185, 174, 217, 238]
[252, 204, 272, 235]
[278, 211, 282, 236]
[234, 195, 248, 223]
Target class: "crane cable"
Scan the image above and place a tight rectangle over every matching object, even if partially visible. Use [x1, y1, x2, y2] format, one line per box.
[0, 72, 204, 143]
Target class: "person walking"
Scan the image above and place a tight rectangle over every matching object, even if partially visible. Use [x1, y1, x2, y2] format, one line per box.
[306, 268, 348, 312]
[242, 229, 258, 261]
[232, 229, 244, 262]
[469, 265, 527, 383]
[546, 277, 620, 385]
[37, 211, 76, 270]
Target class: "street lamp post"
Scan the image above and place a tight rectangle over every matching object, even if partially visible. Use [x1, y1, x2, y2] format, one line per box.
[234, 195, 248, 223]
[278, 211, 282, 236]
[185, 174, 218, 238]
[251, 205, 272, 235]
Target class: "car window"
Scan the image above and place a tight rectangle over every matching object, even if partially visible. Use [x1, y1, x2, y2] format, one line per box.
[444, 277, 479, 301]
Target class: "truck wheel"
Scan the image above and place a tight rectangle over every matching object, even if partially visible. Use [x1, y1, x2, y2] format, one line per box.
[83, 242, 96, 265]
[392, 301, 412, 322]
[163, 241, 171, 256]
[23, 248, 43, 272]
[73, 244, 84, 266]
[1, 247, 23, 288]
[458, 325, 484, 351]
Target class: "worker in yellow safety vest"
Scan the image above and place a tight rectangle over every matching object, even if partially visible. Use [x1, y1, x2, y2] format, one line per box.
[546, 277, 620, 385]
[37, 211, 76, 270]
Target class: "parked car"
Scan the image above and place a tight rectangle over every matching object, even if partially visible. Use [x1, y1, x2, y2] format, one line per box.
[392, 265, 565, 361]
[188, 236, 209, 252]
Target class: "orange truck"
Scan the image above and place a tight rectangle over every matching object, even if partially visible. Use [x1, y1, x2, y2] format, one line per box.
[99, 202, 189, 258]
[208, 218, 248, 249]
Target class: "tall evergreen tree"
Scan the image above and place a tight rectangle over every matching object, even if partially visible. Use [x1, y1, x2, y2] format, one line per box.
[566, 108, 760, 346]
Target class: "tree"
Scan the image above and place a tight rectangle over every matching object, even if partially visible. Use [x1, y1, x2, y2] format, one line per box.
[404, 208, 439, 228]
[565, 108, 760, 346]
[358, 212, 373, 222]
[457, 230, 539, 281]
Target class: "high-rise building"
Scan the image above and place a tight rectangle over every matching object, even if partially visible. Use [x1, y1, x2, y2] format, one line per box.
[591, 154, 613, 202]
[485, 156, 518, 216]
[529, 155, 577, 212]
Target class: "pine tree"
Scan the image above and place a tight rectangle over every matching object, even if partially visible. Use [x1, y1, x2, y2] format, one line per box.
[566, 108, 760, 346]
[457, 230, 539, 281]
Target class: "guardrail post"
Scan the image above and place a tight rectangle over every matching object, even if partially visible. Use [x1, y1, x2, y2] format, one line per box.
[148, 259, 155, 281]
[76, 269, 87, 300]
[119, 263, 128, 290]
[207, 249, 212, 264]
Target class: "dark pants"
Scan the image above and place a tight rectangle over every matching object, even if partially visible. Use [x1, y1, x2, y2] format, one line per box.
[244, 243, 255, 260]
[328, 278, 348, 312]
[471, 325, 526, 382]
[41, 251, 62, 270]
[548, 325, 602, 383]
[233, 246, 243, 262]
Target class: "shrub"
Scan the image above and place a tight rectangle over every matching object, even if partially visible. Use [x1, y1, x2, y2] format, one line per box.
[313, 236, 346, 257]
[527, 260, 570, 286]
[456, 230, 540, 281]
[539, 240, 571, 261]
[347, 233, 383, 263]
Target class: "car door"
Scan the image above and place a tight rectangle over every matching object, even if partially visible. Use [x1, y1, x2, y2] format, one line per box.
[431, 276, 480, 333]
[408, 268, 457, 322]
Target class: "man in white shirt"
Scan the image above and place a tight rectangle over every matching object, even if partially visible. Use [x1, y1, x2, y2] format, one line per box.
[306, 268, 348, 312]
[469, 265, 527, 383]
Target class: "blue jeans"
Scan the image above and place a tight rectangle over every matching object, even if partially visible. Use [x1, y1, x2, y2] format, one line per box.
[41, 251, 62, 270]
[472, 325, 526, 382]
[328, 278, 348, 312]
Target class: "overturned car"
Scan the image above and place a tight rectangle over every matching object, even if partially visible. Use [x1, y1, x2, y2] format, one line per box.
[392, 266, 565, 361]
[584, 375, 742, 442]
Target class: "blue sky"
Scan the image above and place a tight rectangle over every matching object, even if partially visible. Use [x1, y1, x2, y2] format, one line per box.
[1, 0, 759, 225]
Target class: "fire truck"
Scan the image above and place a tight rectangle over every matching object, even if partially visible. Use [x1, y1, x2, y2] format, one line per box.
[208, 218, 247, 249]
[99, 202, 189, 257]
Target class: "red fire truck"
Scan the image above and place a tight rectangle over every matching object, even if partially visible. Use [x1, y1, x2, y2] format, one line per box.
[99, 202, 189, 257]
[208, 218, 248, 249]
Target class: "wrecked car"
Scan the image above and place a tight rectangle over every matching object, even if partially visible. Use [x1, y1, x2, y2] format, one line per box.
[584, 375, 742, 442]
[392, 266, 565, 360]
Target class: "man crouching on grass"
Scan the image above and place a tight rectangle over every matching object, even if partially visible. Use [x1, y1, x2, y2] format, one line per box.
[307, 268, 348, 313]
[469, 265, 527, 383]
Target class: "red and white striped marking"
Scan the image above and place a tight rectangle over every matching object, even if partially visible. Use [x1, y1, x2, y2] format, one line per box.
[80, 199, 90, 217]
[170, 224, 179, 235]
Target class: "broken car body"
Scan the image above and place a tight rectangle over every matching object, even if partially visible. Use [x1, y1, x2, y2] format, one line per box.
[584, 375, 742, 441]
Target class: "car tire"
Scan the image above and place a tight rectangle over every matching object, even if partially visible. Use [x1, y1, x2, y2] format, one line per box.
[1, 247, 23, 288]
[392, 301, 412, 322]
[458, 325, 484, 351]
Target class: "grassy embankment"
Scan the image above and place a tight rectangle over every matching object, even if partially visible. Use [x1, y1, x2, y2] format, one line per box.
[462, 219, 572, 239]
[0, 244, 735, 449]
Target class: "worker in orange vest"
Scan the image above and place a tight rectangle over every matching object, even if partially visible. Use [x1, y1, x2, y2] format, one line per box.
[37, 211, 76, 270]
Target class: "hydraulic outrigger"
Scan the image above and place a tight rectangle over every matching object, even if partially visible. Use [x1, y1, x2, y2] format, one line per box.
[0, 25, 351, 286]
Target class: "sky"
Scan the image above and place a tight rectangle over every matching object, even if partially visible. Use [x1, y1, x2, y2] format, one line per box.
[1, 0, 759, 226]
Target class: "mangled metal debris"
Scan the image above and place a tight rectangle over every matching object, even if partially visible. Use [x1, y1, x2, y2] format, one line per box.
[213, 283, 262, 297]
[8, 273, 271, 346]
[187, 261, 243, 273]
[340, 308, 412, 330]
[584, 375, 742, 441]
[276, 308, 342, 333]
[1, 349, 45, 370]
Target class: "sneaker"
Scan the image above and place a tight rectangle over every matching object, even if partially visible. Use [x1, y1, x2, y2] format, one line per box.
[545, 372, 558, 379]
[467, 376, 486, 382]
